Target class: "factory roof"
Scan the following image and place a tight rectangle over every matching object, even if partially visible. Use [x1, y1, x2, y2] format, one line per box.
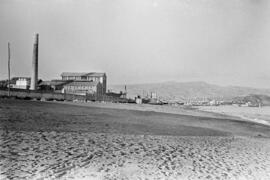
[64, 81, 99, 87]
[61, 72, 106, 77]
[12, 77, 31, 80]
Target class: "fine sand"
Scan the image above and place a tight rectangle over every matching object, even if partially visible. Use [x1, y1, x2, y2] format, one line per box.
[1, 99, 270, 179]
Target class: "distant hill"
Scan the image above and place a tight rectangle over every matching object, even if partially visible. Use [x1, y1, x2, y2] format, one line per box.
[109, 81, 270, 101]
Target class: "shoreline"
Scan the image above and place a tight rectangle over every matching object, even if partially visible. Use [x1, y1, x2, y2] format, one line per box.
[52, 100, 270, 129]
[198, 105, 270, 127]
[52, 100, 239, 120]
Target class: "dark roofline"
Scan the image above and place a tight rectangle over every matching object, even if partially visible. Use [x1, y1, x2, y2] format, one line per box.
[64, 81, 100, 86]
[61, 72, 106, 77]
[11, 77, 31, 80]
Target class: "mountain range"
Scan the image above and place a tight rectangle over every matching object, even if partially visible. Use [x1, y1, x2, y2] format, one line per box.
[109, 81, 270, 101]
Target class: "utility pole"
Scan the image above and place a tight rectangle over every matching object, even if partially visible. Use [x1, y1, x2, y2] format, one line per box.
[8, 42, 10, 97]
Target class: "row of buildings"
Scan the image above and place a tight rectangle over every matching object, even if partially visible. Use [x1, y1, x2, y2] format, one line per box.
[1, 34, 120, 98]
[8, 72, 107, 96]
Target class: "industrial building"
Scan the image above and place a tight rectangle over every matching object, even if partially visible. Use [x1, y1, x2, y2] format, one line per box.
[10, 77, 31, 89]
[38, 80, 72, 92]
[61, 72, 107, 94]
[38, 71, 107, 96]
[62, 81, 103, 96]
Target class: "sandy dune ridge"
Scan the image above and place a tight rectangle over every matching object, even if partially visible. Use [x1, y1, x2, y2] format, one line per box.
[1, 130, 270, 180]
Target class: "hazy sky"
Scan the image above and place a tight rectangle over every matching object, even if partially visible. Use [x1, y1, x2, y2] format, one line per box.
[0, 0, 270, 87]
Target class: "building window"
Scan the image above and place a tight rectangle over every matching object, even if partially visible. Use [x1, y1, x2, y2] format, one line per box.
[82, 76, 87, 80]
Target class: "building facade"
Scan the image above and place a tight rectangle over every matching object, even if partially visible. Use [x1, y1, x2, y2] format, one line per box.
[38, 80, 72, 92]
[61, 72, 107, 94]
[62, 81, 103, 96]
[11, 77, 30, 89]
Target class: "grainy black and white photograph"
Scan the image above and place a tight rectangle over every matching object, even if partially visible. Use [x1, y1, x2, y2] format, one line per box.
[1, 0, 270, 179]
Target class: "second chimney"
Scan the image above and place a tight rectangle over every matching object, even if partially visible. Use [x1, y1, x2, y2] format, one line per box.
[30, 34, 39, 90]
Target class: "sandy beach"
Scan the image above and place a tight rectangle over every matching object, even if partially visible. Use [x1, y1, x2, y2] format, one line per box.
[1, 99, 270, 179]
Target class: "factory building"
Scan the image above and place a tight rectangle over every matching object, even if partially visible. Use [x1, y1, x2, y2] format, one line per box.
[15, 77, 31, 89]
[10, 77, 31, 89]
[62, 81, 103, 96]
[61, 72, 107, 94]
[38, 80, 72, 92]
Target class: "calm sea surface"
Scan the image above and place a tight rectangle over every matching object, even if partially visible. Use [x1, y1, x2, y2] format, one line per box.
[198, 105, 270, 126]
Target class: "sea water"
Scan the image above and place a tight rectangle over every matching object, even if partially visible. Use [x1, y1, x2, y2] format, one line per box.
[198, 105, 270, 126]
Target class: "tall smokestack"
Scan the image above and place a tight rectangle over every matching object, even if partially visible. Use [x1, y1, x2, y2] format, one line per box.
[30, 34, 39, 90]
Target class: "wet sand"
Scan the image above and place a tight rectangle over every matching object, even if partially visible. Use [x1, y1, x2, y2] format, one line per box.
[1, 99, 270, 179]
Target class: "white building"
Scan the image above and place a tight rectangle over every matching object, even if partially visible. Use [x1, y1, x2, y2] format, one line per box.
[12, 77, 30, 89]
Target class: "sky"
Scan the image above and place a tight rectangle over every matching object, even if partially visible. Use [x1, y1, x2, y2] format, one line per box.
[0, 0, 270, 88]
